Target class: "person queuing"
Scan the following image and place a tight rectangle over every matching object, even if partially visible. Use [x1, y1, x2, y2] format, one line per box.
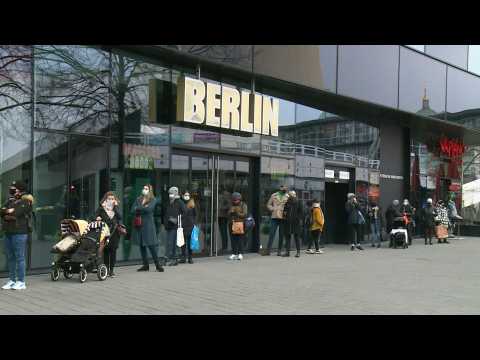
[228, 192, 248, 261]
[218, 189, 231, 252]
[131, 184, 164, 272]
[400, 199, 415, 245]
[345, 193, 364, 251]
[281, 191, 303, 257]
[1, 181, 34, 290]
[164, 186, 186, 266]
[95, 191, 123, 277]
[435, 200, 450, 244]
[422, 198, 437, 246]
[306, 199, 325, 254]
[264, 185, 289, 256]
[367, 201, 383, 248]
[385, 200, 401, 235]
[179, 191, 195, 264]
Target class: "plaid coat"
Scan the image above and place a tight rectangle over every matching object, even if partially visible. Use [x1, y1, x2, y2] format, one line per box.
[436, 205, 450, 226]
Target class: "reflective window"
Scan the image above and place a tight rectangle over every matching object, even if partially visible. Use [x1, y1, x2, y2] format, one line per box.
[399, 47, 447, 118]
[253, 45, 337, 92]
[446, 66, 480, 128]
[338, 45, 399, 108]
[406, 45, 425, 52]
[468, 45, 480, 75]
[0, 45, 33, 273]
[34, 46, 111, 134]
[425, 45, 468, 69]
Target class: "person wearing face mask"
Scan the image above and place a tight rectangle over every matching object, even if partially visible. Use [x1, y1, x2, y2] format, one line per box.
[95, 192, 122, 277]
[385, 199, 402, 235]
[164, 186, 186, 266]
[345, 193, 364, 251]
[179, 191, 196, 264]
[131, 184, 164, 272]
[1, 181, 34, 290]
[422, 198, 437, 246]
[367, 201, 383, 248]
[228, 192, 248, 260]
[400, 198, 415, 245]
[263, 185, 289, 256]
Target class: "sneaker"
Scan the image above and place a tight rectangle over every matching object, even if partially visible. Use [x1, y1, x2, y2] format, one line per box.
[371, 244, 376, 247]
[377, 244, 381, 248]
[315, 249, 324, 254]
[237, 254, 243, 261]
[2, 280, 16, 290]
[12, 281, 26, 290]
[188, 258, 194, 264]
[229, 254, 237, 260]
[295, 252, 300, 258]
[351, 245, 355, 251]
[356, 245, 364, 250]
[305, 249, 315, 254]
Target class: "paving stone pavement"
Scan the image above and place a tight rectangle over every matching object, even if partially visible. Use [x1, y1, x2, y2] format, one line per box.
[1, 236, 480, 315]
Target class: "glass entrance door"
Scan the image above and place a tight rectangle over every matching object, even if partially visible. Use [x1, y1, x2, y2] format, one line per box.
[171, 151, 255, 257]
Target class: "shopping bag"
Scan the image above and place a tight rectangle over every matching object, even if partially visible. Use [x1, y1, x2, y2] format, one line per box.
[190, 225, 200, 252]
[232, 221, 245, 235]
[176, 215, 185, 247]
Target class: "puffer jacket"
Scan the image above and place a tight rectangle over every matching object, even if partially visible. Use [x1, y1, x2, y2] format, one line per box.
[267, 192, 289, 219]
[310, 203, 325, 232]
[0, 193, 34, 234]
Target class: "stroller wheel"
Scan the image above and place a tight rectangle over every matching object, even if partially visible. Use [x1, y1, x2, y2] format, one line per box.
[79, 269, 87, 283]
[63, 270, 73, 279]
[51, 268, 60, 281]
[97, 264, 108, 281]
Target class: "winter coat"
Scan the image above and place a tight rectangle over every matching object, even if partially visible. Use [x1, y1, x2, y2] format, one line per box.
[163, 198, 186, 231]
[1, 193, 34, 234]
[400, 204, 414, 220]
[385, 204, 403, 230]
[367, 205, 383, 227]
[130, 196, 159, 247]
[435, 205, 450, 227]
[422, 204, 437, 228]
[310, 204, 325, 232]
[182, 199, 196, 235]
[283, 197, 303, 236]
[228, 201, 247, 234]
[345, 200, 364, 225]
[95, 205, 122, 249]
[267, 192, 289, 219]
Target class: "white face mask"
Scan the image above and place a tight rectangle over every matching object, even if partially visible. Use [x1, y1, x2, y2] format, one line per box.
[106, 199, 114, 207]
[183, 195, 190, 201]
[403, 202, 408, 206]
[169, 194, 175, 199]
[142, 189, 149, 196]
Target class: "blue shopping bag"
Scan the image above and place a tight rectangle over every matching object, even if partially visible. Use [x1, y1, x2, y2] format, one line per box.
[190, 225, 200, 252]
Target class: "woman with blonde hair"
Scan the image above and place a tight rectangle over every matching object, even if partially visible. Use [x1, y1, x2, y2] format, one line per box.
[179, 191, 196, 264]
[95, 191, 123, 277]
[131, 184, 163, 272]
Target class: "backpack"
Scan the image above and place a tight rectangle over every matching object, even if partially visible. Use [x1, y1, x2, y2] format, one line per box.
[245, 215, 255, 232]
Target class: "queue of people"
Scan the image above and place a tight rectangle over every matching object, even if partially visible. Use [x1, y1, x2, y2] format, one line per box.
[0, 178, 463, 290]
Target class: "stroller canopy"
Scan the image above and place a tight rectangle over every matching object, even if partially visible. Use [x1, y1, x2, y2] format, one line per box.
[61, 219, 89, 237]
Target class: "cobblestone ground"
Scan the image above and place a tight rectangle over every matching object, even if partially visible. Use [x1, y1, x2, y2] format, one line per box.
[1, 236, 480, 315]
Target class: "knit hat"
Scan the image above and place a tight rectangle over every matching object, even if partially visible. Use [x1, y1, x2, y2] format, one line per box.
[232, 192, 242, 201]
[168, 187, 179, 196]
[347, 193, 355, 199]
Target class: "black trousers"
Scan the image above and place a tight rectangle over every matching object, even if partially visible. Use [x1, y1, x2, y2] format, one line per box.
[285, 233, 301, 252]
[103, 246, 118, 272]
[181, 231, 192, 259]
[218, 217, 229, 250]
[350, 224, 363, 245]
[308, 229, 321, 251]
[424, 225, 434, 244]
[231, 234, 244, 255]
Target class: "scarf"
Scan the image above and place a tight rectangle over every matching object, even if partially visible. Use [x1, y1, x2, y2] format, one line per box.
[103, 202, 115, 219]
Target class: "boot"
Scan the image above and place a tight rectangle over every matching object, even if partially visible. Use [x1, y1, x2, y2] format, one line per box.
[188, 257, 194, 264]
[155, 261, 164, 272]
[137, 264, 149, 272]
[295, 251, 300, 258]
[281, 252, 290, 257]
[179, 257, 186, 264]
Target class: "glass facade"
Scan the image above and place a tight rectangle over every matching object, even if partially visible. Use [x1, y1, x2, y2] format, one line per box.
[3, 44, 480, 275]
[425, 45, 468, 69]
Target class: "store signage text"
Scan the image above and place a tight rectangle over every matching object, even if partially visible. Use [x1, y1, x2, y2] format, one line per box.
[176, 76, 279, 137]
[380, 174, 404, 180]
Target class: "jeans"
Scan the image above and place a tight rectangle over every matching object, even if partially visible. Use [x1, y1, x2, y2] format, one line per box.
[350, 224, 363, 245]
[140, 245, 160, 266]
[4, 233, 27, 283]
[166, 229, 178, 260]
[424, 226, 434, 244]
[308, 230, 321, 251]
[231, 234, 244, 255]
[370, 220, 381, 245]
[267, 218, 284, 252]
[286, 233, 301, 253]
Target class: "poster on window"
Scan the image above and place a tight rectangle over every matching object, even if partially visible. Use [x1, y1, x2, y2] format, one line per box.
[368, 184, 380, 204]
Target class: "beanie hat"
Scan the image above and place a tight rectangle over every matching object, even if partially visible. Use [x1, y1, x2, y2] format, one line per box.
[168, 187, 179, 196]
[347, 193, 355, 199]
[232, 192, 241, 201]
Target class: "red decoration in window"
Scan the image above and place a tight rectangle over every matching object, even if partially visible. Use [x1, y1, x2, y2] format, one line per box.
[438, 137, 466, 158]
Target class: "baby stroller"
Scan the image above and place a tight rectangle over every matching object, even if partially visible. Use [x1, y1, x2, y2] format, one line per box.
[50, 219, 111, 283]
[390, 216, 409, 249]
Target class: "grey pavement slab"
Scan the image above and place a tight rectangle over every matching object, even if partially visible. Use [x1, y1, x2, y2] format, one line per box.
[1, 236, 480, 314]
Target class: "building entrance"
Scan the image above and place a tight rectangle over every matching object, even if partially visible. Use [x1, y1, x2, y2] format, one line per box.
[170, 150, 258, 257]
[324, 182, 349, 244]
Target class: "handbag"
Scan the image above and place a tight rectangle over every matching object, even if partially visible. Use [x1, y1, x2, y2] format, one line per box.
[176, 215, 185, 247]
[117, 224, 127, 236]
[133, 214, 142, 228]
[190, 225, 200, 252]
[232, 220, 245, 235]
[245, 215, 255, 232]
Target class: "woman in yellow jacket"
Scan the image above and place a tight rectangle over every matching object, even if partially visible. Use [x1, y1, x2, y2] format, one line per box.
[306, 199, 325, 254]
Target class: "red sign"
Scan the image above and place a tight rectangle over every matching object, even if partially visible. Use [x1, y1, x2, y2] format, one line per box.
[449, 183, 461, 192]
[438, 136, 466, 158]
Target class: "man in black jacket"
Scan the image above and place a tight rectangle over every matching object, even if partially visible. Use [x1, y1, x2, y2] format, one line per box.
[281, 191, 304, 257]
[422, 198, 437, 246]
[1, 180, 33, 290]
[345, 193, 364, 251]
